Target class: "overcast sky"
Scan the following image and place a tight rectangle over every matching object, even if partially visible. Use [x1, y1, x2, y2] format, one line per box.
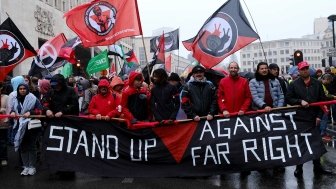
[137, 0, 336, 59]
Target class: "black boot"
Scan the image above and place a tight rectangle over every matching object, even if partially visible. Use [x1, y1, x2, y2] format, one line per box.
[294, 166, 303, 177]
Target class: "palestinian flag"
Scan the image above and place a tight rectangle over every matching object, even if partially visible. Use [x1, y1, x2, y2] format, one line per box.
[0, 18, 36, 81]
[183, 0, 259, 68]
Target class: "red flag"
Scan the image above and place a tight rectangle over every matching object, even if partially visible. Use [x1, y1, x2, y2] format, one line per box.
[125, 50, 139, 65]
[165, 53, 172, 72]
[156, 32, 165, 64]
[35, 33, 67, 69]
[58, 37, 81, 64]
[183, 0, 259, 68]
[0, 18, 36, 81]
[64, 0, 143, 47]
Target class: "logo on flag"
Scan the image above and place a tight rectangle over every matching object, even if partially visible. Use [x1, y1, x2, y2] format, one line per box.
[183, 0, 259, 68]
[150, 29, 179, 53]
[35, 33, 67, 69]
[0, 31, 24, 66]
[198, 13, 237, 57]
[85, 2, 117, 36]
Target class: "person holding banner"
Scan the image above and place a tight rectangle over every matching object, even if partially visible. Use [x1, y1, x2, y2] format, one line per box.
[121, 72, 151, 125]
[286, 61, 332, 177]
[217, 62, 251, 118]
[10, 83, 42, 176]
[88, 79, 119, 120]
[150, 69, 180, 122]
[181, 65, 217, 121]
[249, 62, 284, 111]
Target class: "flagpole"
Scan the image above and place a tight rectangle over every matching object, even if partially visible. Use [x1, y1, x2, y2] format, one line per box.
[177, 27, 180, 74]
[141, 35, 151, 80]
[241, 0, 267, 62]
[35, 57, 53, 77]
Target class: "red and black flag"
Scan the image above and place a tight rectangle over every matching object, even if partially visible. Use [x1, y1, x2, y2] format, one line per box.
[64, 0, 143, 47]
[183, 0, 259, 68]
[150, 28, 179, 53]
[58, 36, 82, 64]
[165, 53, 172, 72]
[154, 32, 165, 64]
[0, 17, 36, 81]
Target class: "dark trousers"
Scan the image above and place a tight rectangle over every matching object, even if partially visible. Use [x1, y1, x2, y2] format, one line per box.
[0, 128, 8, 161]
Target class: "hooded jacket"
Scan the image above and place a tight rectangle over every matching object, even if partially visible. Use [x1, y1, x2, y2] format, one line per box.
[121, 72, 150, 121]
[45, 74, 79, 115]
[88, 79, 118, 117]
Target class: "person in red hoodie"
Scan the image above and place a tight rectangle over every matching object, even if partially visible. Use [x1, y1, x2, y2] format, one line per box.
[110, 76, 124, 105]
[217, 62, 252, 117]
[121, 72, 151, 123]
[89, 79, 119, 120]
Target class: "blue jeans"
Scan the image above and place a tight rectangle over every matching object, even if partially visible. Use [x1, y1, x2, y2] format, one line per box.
[320, 114, 329, 135]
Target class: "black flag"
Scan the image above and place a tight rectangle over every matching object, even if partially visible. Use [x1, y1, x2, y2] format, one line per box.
[183, 0, 259, 68]
[150, 28, 179, 52]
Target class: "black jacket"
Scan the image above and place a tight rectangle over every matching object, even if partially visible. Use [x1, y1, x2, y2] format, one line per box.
[286, 77, 328, 118]
[181, 78, 217, 119]
[150, 82, 180, 121]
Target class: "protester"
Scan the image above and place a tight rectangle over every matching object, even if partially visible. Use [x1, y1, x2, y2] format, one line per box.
[168, 72, 183, 92]
[7, 76, 25, 145]
[150, 69, 180, 122]
[325, 67, 336, 125]
[218, 62, 251, 117]
[268, 63, 288, 98]
[81, 77, 98, 115]
[319, 74, 335, 141]
[181, 65, 217, 121]
[88, 79, 119, 120]
[286, 61, 332, 177]
[0, 82, 9, 166]
[23, 75, 40, 98]
[314, 69, 323, 80]
[110, 76, 124, 105]
[121, 71, 151, 124]
[10, 83, 42, 176]
[249, 62, 284, 111]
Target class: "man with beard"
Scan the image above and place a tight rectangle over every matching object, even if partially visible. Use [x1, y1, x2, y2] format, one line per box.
[181, 65, 217, 121]
[249, 62, 284, 111]
[217, 62, 252, 118]
[150, 69, 180, 122]
[286, 61, 332, 177]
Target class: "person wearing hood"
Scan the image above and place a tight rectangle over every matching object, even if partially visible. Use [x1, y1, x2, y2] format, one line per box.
[249, 62, 284, 111]
[45, 74, 79, 118]
[88, 79, 119, 120]
[9, 83, 42, 176]
[181, 65, 217, 121]
[150, 69, 180, 122]
[81, 78, 98, 115]
[7, 76, 25, 145]
[110, 76, 124, 105]
[0, 82, 9, 166]
[121, 71, 151, 123]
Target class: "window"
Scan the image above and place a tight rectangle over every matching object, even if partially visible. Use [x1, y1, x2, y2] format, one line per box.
[254, 53, 258, 57]
[281, 58, 285, 62]
[285, 49, 289, 54]
[242, 54, 246, 58]
[280, 50, 284, 55]
[273, 51, 277, 55]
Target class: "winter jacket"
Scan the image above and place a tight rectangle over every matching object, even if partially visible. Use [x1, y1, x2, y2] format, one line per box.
[121, 72, 151, 121]
[45, 74, 79, 115]
[88, 79, 118, 117]
[249, 78, 284, 109]
[150, 82, 180, 121]
[217, 76, 251, 113]
[110, 76, 124, 105]
[181, 76, 217, 119]
[286, 77, 328, 118]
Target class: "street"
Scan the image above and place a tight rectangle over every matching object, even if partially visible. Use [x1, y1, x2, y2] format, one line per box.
[0, 143, 336, 189]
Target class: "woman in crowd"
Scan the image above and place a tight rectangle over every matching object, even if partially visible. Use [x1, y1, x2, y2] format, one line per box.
[10, 83, 42, 176]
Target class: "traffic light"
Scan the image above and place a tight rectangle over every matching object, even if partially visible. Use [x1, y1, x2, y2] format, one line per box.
[293, 50, 303, 65]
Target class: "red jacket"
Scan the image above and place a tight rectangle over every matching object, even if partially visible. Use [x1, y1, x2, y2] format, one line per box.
[88, 79, 118, 117]
[217, 76, 252, 113]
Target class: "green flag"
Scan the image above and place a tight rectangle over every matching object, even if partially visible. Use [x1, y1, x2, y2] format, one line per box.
[61, 63, 73, 78]
[86, 50, 109, 75]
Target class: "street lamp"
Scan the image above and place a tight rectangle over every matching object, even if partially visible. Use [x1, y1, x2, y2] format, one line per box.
[328, 15, 336, 48]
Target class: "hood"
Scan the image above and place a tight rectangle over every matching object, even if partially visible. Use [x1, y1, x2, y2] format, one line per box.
[79, 79, 90, 90]
[128, 71, 143, 86]
[98, 79, 110, 88]
[11, 76, 25, 91]
[16, 83, 30, 97]
[50, 74, 67, 88]
[110, 76, 124, 88]
[38, 79, 50, 95]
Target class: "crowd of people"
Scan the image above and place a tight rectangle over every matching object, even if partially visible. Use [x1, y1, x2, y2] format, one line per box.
[0, 60, 334, 178]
